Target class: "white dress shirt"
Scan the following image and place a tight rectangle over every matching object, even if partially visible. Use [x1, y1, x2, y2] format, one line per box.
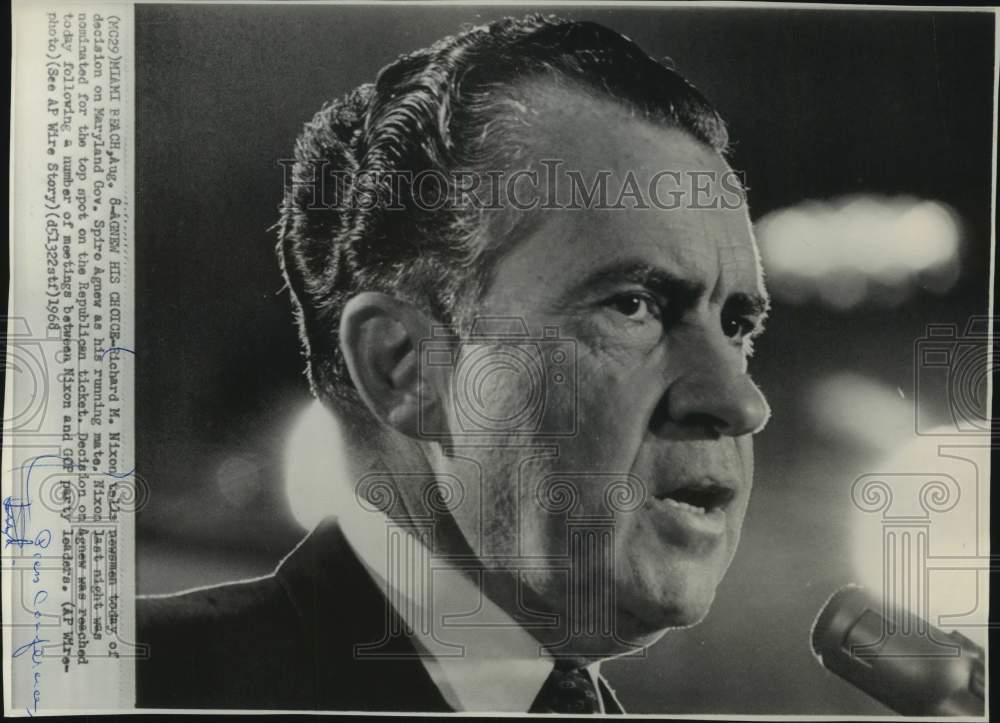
[284, 401, 605, 713]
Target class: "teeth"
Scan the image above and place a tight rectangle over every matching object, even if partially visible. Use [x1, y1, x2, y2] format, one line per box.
[662, 497, 706, 515]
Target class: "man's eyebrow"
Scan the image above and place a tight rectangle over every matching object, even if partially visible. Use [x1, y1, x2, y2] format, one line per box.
[563, 261, 705, 309]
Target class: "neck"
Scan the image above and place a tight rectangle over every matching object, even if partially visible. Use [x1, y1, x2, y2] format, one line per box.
[288, 399, 658, 665]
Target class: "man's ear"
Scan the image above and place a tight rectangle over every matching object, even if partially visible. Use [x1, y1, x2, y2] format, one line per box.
[339, 292, 445, 439]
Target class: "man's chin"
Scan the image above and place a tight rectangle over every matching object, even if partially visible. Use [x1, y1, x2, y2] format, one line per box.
[616, 575, 720, 638]
[542, 599, 705, 661]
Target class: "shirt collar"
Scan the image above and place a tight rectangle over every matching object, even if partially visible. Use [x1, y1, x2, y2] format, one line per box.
[285, 400, 603, 713]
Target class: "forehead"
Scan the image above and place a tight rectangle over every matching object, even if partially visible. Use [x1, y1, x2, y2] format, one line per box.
[480, 86, 763, 306]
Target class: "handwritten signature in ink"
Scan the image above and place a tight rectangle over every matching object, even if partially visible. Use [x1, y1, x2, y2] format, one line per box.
[13, 589, 50, 715]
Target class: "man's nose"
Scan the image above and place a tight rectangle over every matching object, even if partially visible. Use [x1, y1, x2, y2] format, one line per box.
[655, 353, 771, 438]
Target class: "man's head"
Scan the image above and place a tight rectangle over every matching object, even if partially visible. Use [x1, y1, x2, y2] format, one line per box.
[278, 14, 770, 658]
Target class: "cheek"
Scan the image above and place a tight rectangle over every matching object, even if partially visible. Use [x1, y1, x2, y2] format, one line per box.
[441, 337, 670, 559]
[736, 435, 754, 477]
[732, 435, 755, 517]
[566, 350, 666, 463]
[440, 447, 523, 559]
[450, 342, 574, 437]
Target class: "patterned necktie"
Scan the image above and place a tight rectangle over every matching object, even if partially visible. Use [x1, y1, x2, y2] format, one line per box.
[529, 661, 600, 714]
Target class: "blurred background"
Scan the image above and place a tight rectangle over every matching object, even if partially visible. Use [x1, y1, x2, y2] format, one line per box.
[135, 5, 995, 715]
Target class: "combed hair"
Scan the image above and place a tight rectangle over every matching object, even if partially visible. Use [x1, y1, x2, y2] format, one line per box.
[276, 13, 729, 404]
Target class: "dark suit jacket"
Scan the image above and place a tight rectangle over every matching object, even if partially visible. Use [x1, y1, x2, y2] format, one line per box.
[137, 517, 624, 712]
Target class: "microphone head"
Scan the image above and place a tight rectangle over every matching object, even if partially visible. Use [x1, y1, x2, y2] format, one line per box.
[810, 583, 868, 662]
[810, 585, 984, 716]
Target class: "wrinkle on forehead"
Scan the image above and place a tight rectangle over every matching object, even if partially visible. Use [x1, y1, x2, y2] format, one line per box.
[473, 79, 764, 308]
[585, 200, 761, 300]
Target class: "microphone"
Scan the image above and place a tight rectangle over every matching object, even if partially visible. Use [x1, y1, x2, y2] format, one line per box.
[811, 585, 984, 716]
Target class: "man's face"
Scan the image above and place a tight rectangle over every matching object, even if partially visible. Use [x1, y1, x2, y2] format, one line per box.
[431, 88, 770, 655]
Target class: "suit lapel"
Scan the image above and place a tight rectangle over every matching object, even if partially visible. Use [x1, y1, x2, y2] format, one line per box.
[274, 517, 452, 712]
[275, 517, 627, 714]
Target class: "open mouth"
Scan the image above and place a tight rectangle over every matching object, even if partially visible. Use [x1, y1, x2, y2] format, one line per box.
[655, 483, 735, 515]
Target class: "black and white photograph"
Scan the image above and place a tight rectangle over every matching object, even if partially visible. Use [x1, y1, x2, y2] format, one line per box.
[4, 1, 996, 717]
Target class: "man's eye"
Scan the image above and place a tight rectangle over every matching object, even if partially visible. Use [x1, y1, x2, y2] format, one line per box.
[607, 294, 661, 322]
[722, 314, 755, 340]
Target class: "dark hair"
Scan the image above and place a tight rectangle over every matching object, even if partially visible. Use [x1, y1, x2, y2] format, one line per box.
[276, 13, 728, 405]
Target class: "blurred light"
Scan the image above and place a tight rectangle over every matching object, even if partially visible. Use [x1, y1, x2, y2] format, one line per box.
[756, 195, 962, 308]
[807, 372, 913, 451]
[807, 374, 991, 645]
[216, 453, 263, 508]
[849, 426, 990, 647]
[284, 400, 344, 531]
